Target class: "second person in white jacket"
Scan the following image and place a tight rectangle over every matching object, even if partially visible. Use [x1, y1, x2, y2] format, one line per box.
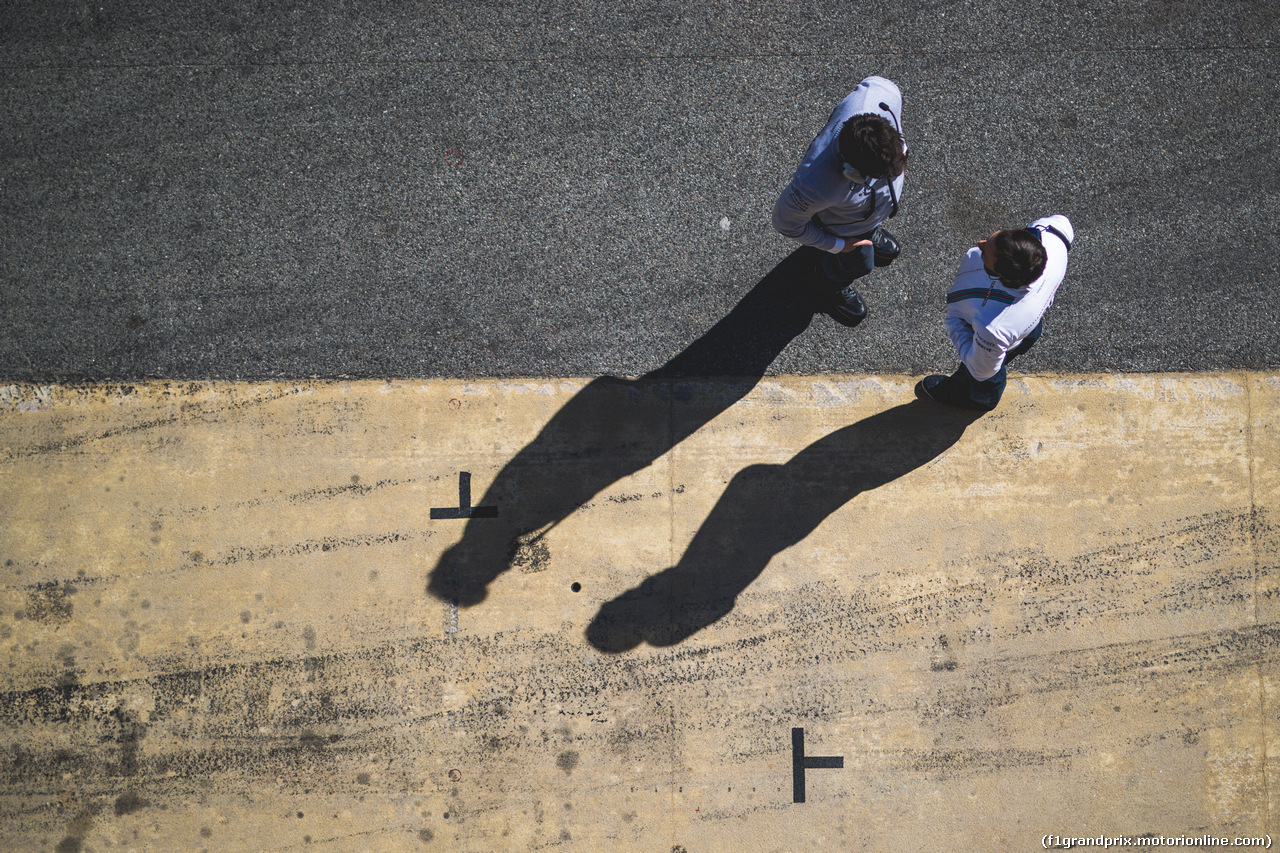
[919, 216, 1074, 411]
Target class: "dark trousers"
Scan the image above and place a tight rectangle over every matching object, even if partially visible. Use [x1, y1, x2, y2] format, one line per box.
[932, 321, 1044, 411]
[817, 237, 875, 301]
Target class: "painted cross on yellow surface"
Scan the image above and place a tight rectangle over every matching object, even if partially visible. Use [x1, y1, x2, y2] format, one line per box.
[792, 727, 844, 803]
[430, 471, 499, 520]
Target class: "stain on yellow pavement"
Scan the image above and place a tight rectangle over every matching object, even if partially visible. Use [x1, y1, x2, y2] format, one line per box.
[0, 375, 1275, 851]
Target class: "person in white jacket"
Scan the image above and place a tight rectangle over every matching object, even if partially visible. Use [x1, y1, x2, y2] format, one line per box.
[772, 76, 908, 326]
[918, 216, 1074, 411]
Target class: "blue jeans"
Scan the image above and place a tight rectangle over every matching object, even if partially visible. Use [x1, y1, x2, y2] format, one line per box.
[932, 321, 1044, 411]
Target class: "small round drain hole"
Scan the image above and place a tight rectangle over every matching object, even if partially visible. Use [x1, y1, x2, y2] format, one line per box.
[571, 582, 582, 593]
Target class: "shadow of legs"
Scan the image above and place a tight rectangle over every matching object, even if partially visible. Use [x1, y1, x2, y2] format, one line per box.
[586, 400, 982, 652]
[428, 247, 829, 607]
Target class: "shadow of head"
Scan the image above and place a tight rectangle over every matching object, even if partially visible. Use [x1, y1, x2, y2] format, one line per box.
[585, 571, 738, 653]
[428, 540, 501, 607]
[585, 399, 982, 652]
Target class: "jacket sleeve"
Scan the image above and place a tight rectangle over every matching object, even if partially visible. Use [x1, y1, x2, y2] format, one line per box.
[772, 182, 839, 253]
[945, 250, 1014, 381]
[944, 311, 1007, 380]
[954, 324, 1010, 381]
[945, 313, 975, 360]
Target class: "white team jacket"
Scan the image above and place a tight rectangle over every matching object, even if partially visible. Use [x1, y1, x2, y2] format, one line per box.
[944, 215, 1074, 380]
[771, 76, 907, 254]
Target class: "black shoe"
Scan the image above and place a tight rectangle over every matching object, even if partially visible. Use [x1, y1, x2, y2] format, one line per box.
[872, 227, 902, 267]
[830, 288, 867, 326]
[916, 374, 947, 402]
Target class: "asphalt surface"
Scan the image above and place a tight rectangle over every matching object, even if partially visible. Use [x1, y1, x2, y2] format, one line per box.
[2, 1, 1278, 380]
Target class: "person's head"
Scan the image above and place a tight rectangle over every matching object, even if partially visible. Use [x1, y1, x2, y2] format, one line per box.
[979, 228, 1047, 288]
[837, 114, 906, 182]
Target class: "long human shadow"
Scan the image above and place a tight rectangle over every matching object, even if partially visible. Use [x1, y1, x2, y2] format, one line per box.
[427, 247, 830, 607]
[584, 399, 982, 652]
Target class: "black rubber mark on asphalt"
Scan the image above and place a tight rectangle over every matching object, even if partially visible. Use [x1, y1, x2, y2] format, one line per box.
[792, 727, 843, 803]
[431, 472, 498, 519]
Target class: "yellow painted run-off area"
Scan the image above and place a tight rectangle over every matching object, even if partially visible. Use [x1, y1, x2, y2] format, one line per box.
[1, 374, 1276, 852]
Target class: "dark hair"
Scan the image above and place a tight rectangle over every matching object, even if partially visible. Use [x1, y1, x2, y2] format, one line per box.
[836, 114, 907, 179]
[990, 229, 1047, 287]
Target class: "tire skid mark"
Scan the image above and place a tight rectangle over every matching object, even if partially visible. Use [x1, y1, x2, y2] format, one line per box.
[567, 508, 1270, 678]
[6, 508, 1266, 699]
[532, 558, 1269, 712]
[905, 622, 1280, 724]
[3, 622, 1270, 829]
[0, 645, 460, 804]
[0, 383, 316, 461]
[2, 513, 1273, 840]
[592, 526, 1260, 682]
[984, 508, 1263, 588]
[893, 746, 1080, 776]
[0, 634, 459, 728]
[4, 529, 435, 595]
[153, 476, 415, 521]
[1, 410, 183, 461]
[10, 616, 1258, 735]
[194, 528, 434, 569]
[274, 828, 391, 852]
[0, 735, 410, 802]
[937, 508, 1267, 630]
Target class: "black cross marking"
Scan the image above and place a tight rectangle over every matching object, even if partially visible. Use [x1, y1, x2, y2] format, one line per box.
[430, 472, 499, 519]
[792, 727, 843, 803]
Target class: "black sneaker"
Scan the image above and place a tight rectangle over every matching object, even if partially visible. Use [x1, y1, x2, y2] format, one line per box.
[830, 286, 868, 326]
[916, 374, 947, 402]
[872, 227, 902, 267]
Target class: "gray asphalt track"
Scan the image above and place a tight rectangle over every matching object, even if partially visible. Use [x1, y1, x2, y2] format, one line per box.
[2, 1, 1278, 380]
